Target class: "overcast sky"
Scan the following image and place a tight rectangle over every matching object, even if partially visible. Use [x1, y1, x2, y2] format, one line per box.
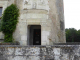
[64, 0, 80, 30]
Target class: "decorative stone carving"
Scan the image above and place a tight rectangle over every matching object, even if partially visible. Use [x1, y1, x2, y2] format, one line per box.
[32, 2, 36, 9]
[23, 0, 49, 10]
[24, 0, 28, 5]
[40, 0, 43, 2]
[24, 1, 28, 4]
[40, 0, 44, 4]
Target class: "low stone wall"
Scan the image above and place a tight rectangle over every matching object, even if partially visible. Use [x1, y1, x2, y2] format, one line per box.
[0, 45, 80, 60]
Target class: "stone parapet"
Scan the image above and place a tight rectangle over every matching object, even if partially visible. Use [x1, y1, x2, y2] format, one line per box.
[0, 45, 80, 60]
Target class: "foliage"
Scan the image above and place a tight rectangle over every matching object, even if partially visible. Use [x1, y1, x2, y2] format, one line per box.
[0, 19, 2, 32]
[1, 4, 19, 42]
[65, 28, 80, 42]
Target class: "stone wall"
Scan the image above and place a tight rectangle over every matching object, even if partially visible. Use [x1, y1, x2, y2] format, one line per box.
[0, 45, 80, 60]
[48, 0, 66, 44]
[0, 0, 66, 45]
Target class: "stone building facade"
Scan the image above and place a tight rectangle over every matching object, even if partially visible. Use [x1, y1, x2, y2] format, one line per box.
[0, 0, 66, 46]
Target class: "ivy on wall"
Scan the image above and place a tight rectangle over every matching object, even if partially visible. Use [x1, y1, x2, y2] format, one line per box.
[1, 4, 19, 42]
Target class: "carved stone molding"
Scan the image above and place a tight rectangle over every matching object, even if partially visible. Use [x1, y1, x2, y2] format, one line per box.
[23, 0, 49, 10]
[24, 0, 28, 5]
[32, 2, 36, 9]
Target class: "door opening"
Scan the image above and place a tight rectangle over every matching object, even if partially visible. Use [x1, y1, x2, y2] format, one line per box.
[27, 25, 41, 45]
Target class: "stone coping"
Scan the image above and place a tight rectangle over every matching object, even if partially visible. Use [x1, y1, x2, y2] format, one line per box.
[0, 42, 80, 46]
[20, 9, 48, 14]
[54, 42, 80, 45]
[0, 45, 80, 48]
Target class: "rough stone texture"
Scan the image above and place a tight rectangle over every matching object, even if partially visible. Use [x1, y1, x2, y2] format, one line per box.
[0, 0, 66, 45]
[0, 45, 80, 60]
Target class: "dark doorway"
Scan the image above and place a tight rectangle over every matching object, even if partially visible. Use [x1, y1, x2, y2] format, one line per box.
[27, 25, 41, 45]
[33, 29, 41, 45]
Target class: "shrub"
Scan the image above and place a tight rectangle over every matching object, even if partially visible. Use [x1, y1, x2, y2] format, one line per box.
[1, 4, 19, 42]
[0, 19, 2, 32]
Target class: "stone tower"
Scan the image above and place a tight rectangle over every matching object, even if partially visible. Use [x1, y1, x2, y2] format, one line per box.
[0, 0, 66, 45]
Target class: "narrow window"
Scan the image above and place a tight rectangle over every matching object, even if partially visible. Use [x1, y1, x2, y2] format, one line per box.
[0, 7, 2, 20]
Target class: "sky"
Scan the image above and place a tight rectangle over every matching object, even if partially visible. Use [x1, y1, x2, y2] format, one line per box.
[64, 0, 80, 30]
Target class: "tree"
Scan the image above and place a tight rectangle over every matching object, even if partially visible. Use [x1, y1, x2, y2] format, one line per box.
[1, 4, 19, 42]
[76, 30, 80, 42]
[65, 28, 77, 42]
